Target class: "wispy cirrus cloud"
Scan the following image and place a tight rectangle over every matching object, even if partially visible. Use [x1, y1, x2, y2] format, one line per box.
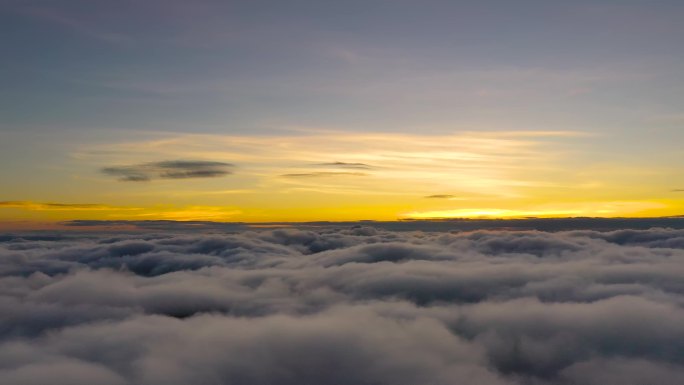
[67, 130, 681, 220]
[101, 160, 234, 182]
[0, 201, 141, 211]
[280, 172, 368, 178]
[82, 130, 573, 196]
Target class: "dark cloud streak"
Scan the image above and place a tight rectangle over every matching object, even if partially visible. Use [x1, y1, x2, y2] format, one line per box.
[101, 160, 234, 182]
[314, 162, 374, 169]
[280, 172, 367, 178]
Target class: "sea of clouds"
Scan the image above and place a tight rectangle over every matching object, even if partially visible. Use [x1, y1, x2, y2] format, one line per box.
[1, 224, 684, 385]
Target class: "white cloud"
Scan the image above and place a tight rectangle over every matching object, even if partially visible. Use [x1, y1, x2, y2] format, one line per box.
[1, 225, 684, 384]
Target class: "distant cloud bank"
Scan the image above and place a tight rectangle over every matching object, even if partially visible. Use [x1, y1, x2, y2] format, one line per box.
[1, 225, 683, 384]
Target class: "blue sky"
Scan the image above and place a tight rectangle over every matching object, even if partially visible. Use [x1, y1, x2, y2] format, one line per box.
[3, 0, 684, 133]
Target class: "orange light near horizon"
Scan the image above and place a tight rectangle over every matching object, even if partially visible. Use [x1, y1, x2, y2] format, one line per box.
[401, 200, 679, 220]
[400, 208, 581, 220]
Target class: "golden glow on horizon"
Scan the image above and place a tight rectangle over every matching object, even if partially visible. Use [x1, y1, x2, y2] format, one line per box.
[402, 209, 580, 219]
[1, 130, 683, 222]
[0, 199, 682, 223]
[400, 200, 671, 219]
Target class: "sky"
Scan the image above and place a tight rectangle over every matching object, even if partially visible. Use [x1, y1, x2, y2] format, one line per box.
[1, 0, 684, 222]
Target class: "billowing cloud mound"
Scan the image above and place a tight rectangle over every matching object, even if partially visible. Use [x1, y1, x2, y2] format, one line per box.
[1, 226, 684, 384]
[101, 160, 233, 181]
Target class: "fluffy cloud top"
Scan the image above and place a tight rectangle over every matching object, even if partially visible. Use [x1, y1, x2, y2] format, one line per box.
[1, 225, 684, 384]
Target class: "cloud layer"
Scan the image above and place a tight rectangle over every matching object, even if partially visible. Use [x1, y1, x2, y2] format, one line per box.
[1, 225, 684, 384]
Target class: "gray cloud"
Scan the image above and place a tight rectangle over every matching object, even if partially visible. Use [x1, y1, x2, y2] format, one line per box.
[1, 225, 684, 384]
[425, 194, 456, 199]
[314, 162, 374, 169]
[101, 160, 233, 182]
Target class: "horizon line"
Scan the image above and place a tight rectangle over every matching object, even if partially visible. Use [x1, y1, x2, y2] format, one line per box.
[2, 216, 684, 232]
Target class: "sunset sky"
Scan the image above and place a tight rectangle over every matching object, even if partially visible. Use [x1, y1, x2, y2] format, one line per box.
[2, 0, 684, 222]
